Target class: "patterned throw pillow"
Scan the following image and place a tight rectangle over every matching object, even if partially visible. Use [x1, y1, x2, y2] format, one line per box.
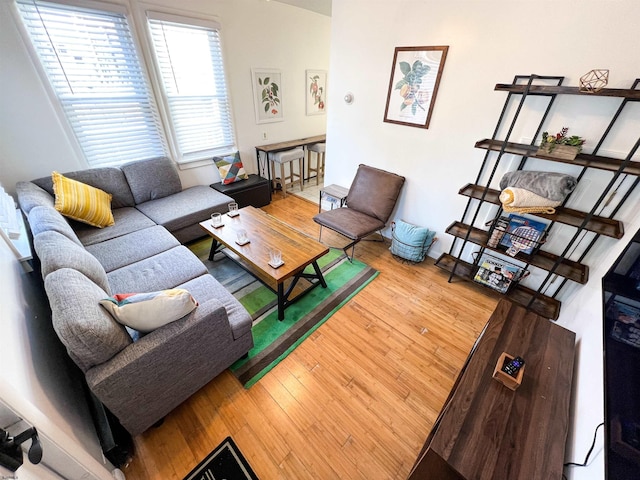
[99, 289, 198, 333]
[52, 171, 115, 228]
[214, 152, 249, 185]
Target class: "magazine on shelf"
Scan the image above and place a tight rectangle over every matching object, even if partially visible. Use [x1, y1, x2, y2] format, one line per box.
[473, 253, 523, 294]
[499, 214, 548, 256]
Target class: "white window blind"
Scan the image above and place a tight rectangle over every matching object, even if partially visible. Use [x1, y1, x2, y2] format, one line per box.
[147, 13, 236, 162]
[16, 0, 168, 167]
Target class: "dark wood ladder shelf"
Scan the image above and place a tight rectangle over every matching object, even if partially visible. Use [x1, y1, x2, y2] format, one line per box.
[446, 221, 589, 284]
[494, 83, 640, 99]
[441, 74, 639, 320]
[435, 253, 561, 320]
[475, 138, 640, 176]
[459, 183, 624, 238]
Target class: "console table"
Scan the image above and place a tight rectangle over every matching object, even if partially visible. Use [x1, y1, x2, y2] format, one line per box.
[408, 299, 576, 480]
[255, 134, 326, 187]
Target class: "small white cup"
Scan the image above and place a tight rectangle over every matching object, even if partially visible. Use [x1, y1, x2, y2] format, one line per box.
[236, 229, 248, 244]
[228, 202, 238, 216]
[269, 248, 282, 265]
[211, 212, 222, 227]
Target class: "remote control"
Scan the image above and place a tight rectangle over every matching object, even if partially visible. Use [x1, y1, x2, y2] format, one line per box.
[502, 356, 525, 377]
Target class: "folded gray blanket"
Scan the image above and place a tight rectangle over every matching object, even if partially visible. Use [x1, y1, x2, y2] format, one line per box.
[499, 171, 577, 202]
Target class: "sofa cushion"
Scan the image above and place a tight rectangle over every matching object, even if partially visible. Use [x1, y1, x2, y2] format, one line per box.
[107, 246, 207, 294]
[135, 185, 232, 233]
[85, 225, 180, 272]
[121, 157, 182, 205]
[73, 207, 156, 246]
[15, 181, 54, 214]
[52, 171, 115, 228]
[45, 268, 132, 373]
[34, 230, 111, 293]
[34, 167, 135, 209]
[214, 152, 249, 185]
[100, 289, 198, 333]
[27, 205, 83, 246]
[178, 274, 252, 340]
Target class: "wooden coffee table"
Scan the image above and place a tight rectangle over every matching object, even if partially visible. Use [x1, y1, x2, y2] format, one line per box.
[199, 206, 329, 320]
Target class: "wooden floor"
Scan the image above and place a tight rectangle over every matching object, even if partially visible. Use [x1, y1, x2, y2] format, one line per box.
[123, 193, 499, 480]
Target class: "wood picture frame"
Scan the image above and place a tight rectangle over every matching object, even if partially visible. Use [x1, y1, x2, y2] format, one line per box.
[383, 46, 449, 129]
[251, 68, 284, 124]
[306, 69, 327, 115]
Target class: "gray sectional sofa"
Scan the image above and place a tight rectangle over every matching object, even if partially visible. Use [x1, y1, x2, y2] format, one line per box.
[16, 157, 254, 435]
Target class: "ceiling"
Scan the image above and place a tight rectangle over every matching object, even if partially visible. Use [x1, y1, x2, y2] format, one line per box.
[270, 0, 332, 16]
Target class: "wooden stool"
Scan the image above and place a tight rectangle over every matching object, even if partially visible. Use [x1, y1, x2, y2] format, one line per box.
[269, 147, 304, 197]
[307, 142, 325, 185]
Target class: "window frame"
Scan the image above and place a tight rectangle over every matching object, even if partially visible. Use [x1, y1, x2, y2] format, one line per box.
[140, 9, 238, 166]
[12, 0, 238, 169]
[13, 0, 170, 168]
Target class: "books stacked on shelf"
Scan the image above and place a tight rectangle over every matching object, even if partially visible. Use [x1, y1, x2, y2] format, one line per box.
[608, 298, 640, 349]
[499, 214, 548, 257]
[473, 252, 527, 295]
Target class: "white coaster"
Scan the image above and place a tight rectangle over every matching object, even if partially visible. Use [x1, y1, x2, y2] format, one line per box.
[268, 259, 284, 268]
[227, 211, 239, 217]
[211, 222, 225, 229]
[235, 239, 250, 246]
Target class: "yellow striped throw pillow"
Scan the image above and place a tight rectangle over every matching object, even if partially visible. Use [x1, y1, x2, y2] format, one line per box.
[52, 171, 115, 228]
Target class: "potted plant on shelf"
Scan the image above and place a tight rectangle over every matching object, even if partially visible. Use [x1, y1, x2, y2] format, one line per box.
[537, 127, 586, 160]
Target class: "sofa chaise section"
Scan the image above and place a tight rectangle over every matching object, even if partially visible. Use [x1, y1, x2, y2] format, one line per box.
[17, 156, 254, 436]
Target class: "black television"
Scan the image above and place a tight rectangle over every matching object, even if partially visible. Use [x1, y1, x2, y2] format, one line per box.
[602, 227, 640, 479]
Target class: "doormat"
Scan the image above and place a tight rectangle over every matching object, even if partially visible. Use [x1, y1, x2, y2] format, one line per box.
[183, 436, 259, 480]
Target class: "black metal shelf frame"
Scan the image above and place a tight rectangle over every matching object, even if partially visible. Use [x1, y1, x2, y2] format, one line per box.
[440, 74, 640, 319]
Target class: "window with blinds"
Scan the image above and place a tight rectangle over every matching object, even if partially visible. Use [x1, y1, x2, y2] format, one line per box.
[15, 1, 237, 167]
[147, 13, 236, 162]
[16, 0, 168, 167]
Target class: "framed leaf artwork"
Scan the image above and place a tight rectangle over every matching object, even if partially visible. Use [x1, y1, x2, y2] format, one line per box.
[383, 46, 449, 129]
[251, 68, 284, 124]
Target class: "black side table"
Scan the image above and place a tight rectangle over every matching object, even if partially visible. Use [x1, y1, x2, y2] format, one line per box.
[210, 174, 271, 208]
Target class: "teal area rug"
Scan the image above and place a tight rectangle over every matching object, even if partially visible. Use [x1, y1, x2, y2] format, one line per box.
[190, 238, 378, 388]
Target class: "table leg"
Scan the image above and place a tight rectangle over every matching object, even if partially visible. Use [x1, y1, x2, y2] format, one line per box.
[208, 239, 223, 261]
[277, 283, 285, 321]
[255, 148, 272, 187]
[311, 261, 327, 288]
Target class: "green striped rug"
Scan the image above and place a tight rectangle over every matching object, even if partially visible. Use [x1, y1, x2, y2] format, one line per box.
[190, 238, 378, 388]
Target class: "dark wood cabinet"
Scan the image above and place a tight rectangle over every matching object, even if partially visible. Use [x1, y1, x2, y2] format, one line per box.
[436, 75, 640, 320]
[408, 299, 575, 480]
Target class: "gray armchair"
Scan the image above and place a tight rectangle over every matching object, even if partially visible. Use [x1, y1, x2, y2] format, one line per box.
[313, 164, 405, 260]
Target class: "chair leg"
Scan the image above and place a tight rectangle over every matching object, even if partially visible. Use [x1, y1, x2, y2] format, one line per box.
[345, 243, 356, 263]
[362, 230, 385, 243]
[317, 152, 325, 185]
[280, 162, 287, 197]
[318, 225, 323, 242]
[298, 158, 304, 191]
[270, 158, 277, 192]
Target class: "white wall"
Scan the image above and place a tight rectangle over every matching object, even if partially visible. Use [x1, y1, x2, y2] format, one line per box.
[0, 0, 330, 192]
[0, 234, 115, 479]
[326, 1, 640, 479]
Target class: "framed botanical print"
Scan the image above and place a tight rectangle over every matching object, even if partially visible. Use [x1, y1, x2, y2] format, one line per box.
[252, 68, 284, 124]
[306, 70, 327, 115]
[383, 46, 449, 129]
